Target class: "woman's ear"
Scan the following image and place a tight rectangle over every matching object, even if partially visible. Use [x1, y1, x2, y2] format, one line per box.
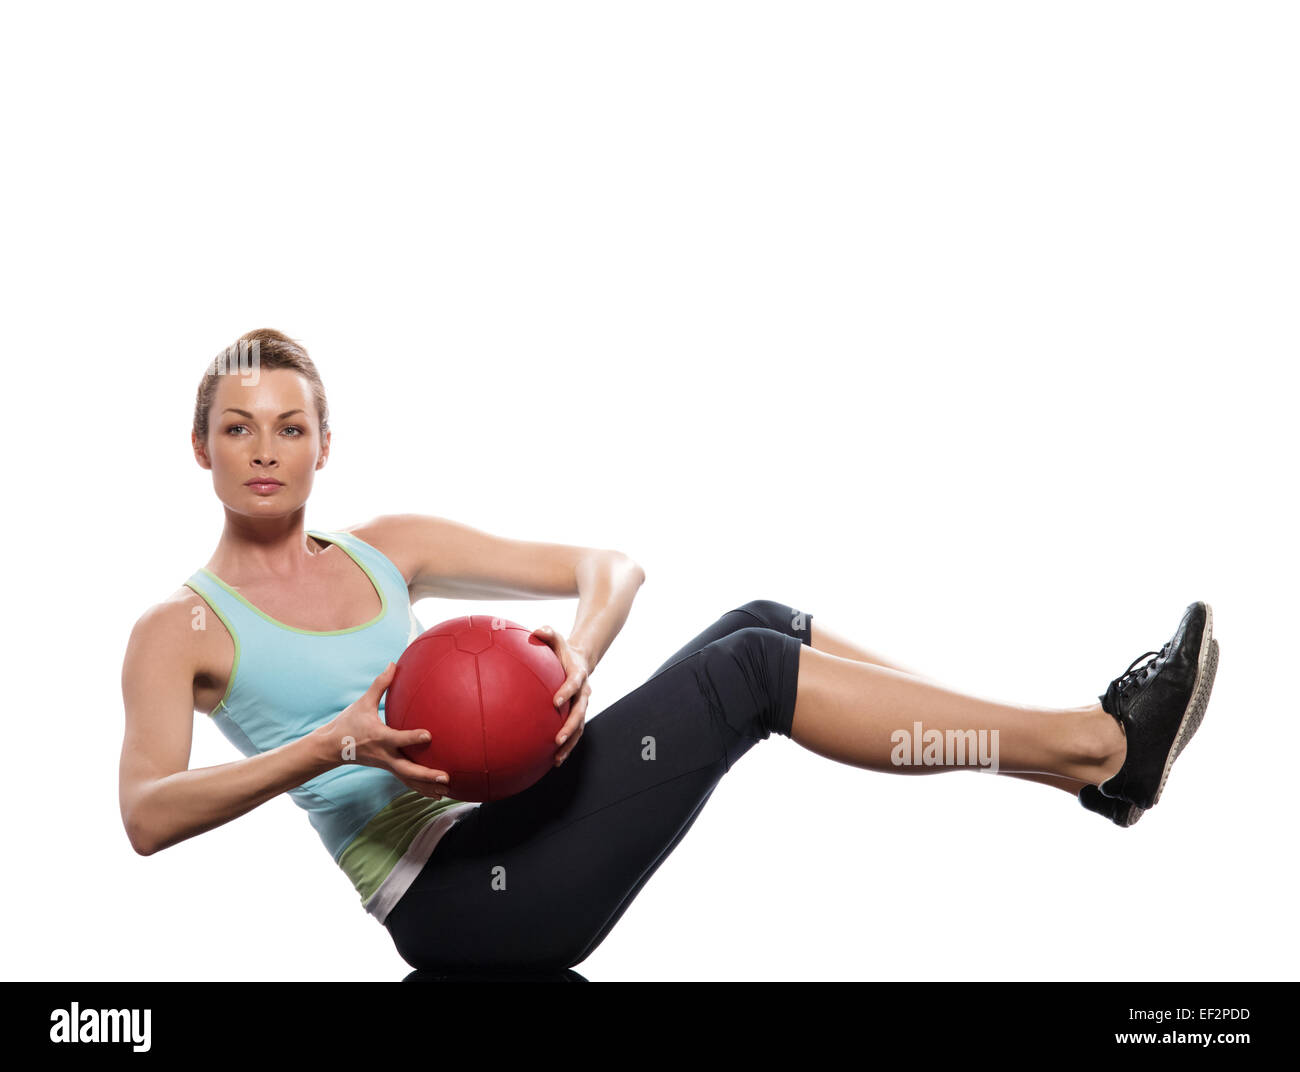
[191, 430, 211, 470]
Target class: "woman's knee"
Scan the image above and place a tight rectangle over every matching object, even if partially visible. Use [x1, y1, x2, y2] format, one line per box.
[733, 598, 812, 641]
[695, 626, 803, 741]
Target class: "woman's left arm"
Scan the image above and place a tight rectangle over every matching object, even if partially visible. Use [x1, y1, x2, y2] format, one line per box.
[348, 513, 646, 764]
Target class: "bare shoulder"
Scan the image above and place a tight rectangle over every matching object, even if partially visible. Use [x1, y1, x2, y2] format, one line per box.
[122, 588, 207, 682]
[336, 512, 446, 585]
[130, 586, 205, 636]
[123, 584, 242, 714]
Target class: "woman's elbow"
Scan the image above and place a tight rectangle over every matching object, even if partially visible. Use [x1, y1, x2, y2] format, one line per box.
[128, 827, 156, 857]
[621, 554, 646, 586]
[124, 805, 159, 857]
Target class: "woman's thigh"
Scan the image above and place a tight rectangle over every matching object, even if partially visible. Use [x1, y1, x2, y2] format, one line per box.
[383, 599, 812, 973]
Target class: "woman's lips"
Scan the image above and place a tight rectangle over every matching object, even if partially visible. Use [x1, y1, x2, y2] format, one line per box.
[245, 481, 283, 494]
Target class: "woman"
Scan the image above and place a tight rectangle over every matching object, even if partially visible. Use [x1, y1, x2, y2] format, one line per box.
[119, 328, 1220, 976]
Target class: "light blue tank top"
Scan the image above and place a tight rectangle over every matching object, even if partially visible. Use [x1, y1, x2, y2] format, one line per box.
[183, 529, 477, 922]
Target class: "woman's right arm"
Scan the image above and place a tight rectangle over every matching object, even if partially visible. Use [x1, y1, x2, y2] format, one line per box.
[119, 603, 444, 857]
[118, 602, 343, 856]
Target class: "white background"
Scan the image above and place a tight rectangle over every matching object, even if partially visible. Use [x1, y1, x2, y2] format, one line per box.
[1, 1, 1295, 981]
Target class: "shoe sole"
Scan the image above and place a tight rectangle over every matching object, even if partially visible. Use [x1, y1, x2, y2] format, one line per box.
[1117, 800, 1143, 827]
[1149, 603, 1218, 808]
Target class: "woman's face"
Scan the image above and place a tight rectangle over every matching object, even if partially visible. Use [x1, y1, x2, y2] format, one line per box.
[193, 368, 329, 520]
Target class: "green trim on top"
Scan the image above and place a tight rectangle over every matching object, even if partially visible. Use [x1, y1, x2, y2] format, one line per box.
[195, 529, 389, 637]
[183, 578, 242, 718]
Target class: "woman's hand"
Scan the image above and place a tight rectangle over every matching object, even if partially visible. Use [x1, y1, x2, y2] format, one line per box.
[319, 662, 454, 799]
[531, 625, 591, 766]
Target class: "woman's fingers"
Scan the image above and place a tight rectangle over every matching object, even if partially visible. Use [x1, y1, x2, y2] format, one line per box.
[555, 723, 584, 765]
[554, 684, 591, 764]
[397, 727, 432, 749]
[371, 661, 397, 695]
[555, 679, 590, 738]
[554, 667, 588, 707]
[555, 702, 584, 747]
[535, 625, 583, 706]
[531, 623, 592, 765]
[391, 756, 451, 795]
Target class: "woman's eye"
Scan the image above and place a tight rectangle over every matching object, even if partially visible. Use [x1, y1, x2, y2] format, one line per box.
[226, 424, 303, 436]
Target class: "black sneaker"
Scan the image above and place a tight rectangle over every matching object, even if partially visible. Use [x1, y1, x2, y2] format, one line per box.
[1078, 783, 1144, 827]
[1096, 602, 1219, 811]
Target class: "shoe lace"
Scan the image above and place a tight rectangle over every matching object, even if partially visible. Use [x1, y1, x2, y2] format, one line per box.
[1115, 641, 1172, 699]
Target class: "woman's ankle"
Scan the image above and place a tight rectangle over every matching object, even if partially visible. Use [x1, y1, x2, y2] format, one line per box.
[1063, 702, 1127, 784]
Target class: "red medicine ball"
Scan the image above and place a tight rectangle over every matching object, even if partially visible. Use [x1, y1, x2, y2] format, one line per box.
[384, 615, 570, 802]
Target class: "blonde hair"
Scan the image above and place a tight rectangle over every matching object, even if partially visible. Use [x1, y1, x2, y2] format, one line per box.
[193, 328, 330, 444]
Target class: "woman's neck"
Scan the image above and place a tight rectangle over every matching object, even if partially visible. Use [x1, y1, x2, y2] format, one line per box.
[207, 511, 326, 581]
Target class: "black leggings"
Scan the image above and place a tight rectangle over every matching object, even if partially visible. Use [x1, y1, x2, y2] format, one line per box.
[383, 598, 813, 973]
